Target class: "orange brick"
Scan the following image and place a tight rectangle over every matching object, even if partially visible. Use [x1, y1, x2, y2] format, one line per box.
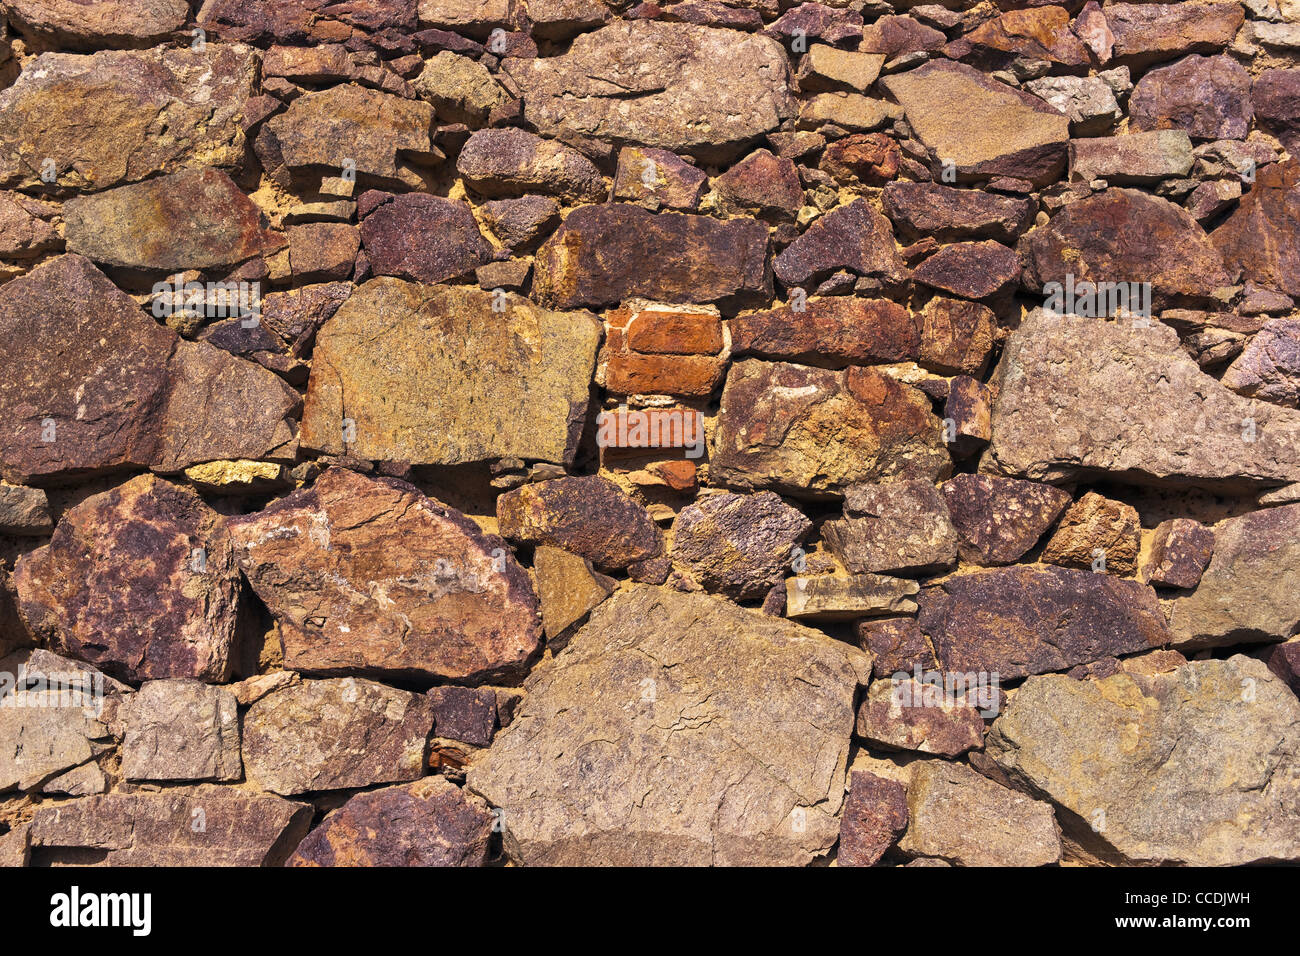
[626, 309, 723, 355]
[604, 350, 727, 396]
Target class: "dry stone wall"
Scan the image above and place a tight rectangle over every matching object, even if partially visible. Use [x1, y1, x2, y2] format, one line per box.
[2, 0, 1300, 867]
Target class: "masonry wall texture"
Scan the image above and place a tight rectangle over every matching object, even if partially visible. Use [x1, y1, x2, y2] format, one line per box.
[1, 0, 1300, 868]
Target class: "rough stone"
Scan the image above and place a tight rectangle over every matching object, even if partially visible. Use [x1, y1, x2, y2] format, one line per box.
[1106, 2, 1245, 66]
[0, 484, 52, 535]
[855, 678, 985, 757]
[856, 617, 938, 679]
[1130, 54, 1253, 141]
[883, 182, 1035, 244]
[941, 474, 1072, 565]
[300, 279, 599, 467]
[797, 45, 885, 94]
[714, 149, 804, 220]
[467, 586, 872, 865]
[912, 240, 1020, 300]
[728, 297, 921, 368]
[359, 192, 491, 283]
[670, 491, 811, 599]
[773, 199, 905, 290]
[532, 545, 617, 639]
[823, 480, 956, 576]
[414, 51, 509, 124]
[0, 0, 189, 48]
[427, 686, 499, 747]
[1023, 75, 1122, 135]
[1040, 492, 1141, 575]
[457, 128, 606, 202]
[1222, 318, 1300, 407]
[712, 360, 950, 499]
[1140, 517, 1214, 588]
[836, 770, 907, 867]
[288, 777, 494, 867]
[1068, 130, 1194, 185]
[1212, 160, 1300, 299]
[920, 297, 999, 376]
[120, 680, 241, 782]
[819, 133, 902, 187]
[243, 678, 434, 795]
[612, 147, 708, 211]
[784, 573, 919, 620]
[480, 195, 561, 249]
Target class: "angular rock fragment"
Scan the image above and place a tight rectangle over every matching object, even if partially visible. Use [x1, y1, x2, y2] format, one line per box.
[1140, 518, 1214, 588]
[0, 255, 299, 484]
[712, 360, 951, 498]
[120, 680, 241, 783]
[941, 474, 1072, 565]
[881, 60, 1070, 186]
[230, 468, 540, 683]
[612, 147, 708, 211]
[1068, 130, 1194, 185]
[859, 14, 945, 57]
[1168, 503, 1300, 649]
[957, 6, 1089, 66]
[1040, 492, 1140, 575]
[199, 0, 419, 43]
[856, 617, 937, 679]
[912, 240, 1020, 300]
[1130, 54, 1253, 141]
[728, 298, 921, 367]
[414, 51, 509, 124]
[882, 182, 1035, 244]
[359, 192, 491, 283]
[920, 297, 998, 376]
[785, 573, 919, 620]
[1106, 2, 1245, 66]
[0, 191, 59, 259]
[534, 204, 770, 310]
[301, 280, 599, 467]
[497, 476, 664, 570]
[715, 149, 804, 221]
[0, 45, 257, 191]
[836, 771, 907, 867]
[797, 93, 901, 133]
[0, 484, 52, 535]
[773, 199, 905, 289]
[796, 45, 885, 94]
[670, 491, 811, 599]
[1024, 75, 1122, 136]
[457, 128, 606, 202]
[418, 0, 525, 37]
[243, 678, 434, 795]
[819, 133, 901, 187]
[824, 480, 956, 576]
[501, 21, 795, 162]
[288, 777, 494, 867]
[0, 659, 113, 793]
[1252, 69, 1300, 154]
[1212, 160, 1300, 299]
[480, 196, 561, 250]
[27, 787, 312, 866]
[467, 586, 872, 865]
[855, 679, 985, 757]
[987, 657, 1300, 865]
[898, 761, 1061, 866]
[917, 565, 1171, 680]
[64, 169, 280, 273]
[0, 0, 189, 49]
[14, 475, 242, 684]
[943, 375, 992, 458]
[427, 686, 499, 747]
[985, 310, 1300, 485]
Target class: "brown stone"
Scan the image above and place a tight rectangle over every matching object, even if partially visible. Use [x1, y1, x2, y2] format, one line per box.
[612, 147, 708, 211]
[534, 204, 770, 310]
[729, 297, 921, 368]
[670, 491, 811, 599]
[1040, 492, 1141, 575]
[532, 544, 617, 639]
[120, 680, 242, 782]
[229, 468, 541, 683]
[715, 149, 804, 220]
[457, 128, 606, 203]
[918, 565, 1171, 680]
[859, 15, 945, 56]
[200, 0, 419, 44]
[913, 240, 1020, 300]
[1130, 54, 1252, 141]
[824, 480, 956, 576]
[959, 6, 1090, 66]
[837, 770, 907, 867]
[1106, 2, 1244, 66]
[855, 678, 985, 757]
[785, 573, 919, 620]
[479, 195, 561, 250]
[0, 484, 52, 535]
[1212, 160, 1300, 299]
[359, 192, 490, 283]
[288, 777, 494, 867]
[1, 0, 189, 49]
[856, 617, 938, 679]
[773, 199, 905, 290]
[426, 686, 499, 747]
[943, 375, 993, 458]
[713, 360, 950, 499]
[14, 475, 242, 684]
[883, 182, 1035, 244]
[920, 296, 998, 376]
[497, 476, 664, 570]
[1140, 518, 1214, 589]
[1253, 69, 1300, 155]
[0, 191, 58, 259]
[940, 474, 1071, 565]
[819, 133, 902, 187]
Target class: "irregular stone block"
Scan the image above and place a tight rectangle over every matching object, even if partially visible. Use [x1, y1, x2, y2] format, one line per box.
[670, 491, 811, 599]
[121, 680, 241, 782]
[785, 573, 919, 620]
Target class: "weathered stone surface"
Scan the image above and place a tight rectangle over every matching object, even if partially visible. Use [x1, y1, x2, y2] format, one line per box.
[856, 617, 937, 678]
[1212, 160, 1300, 299]
[0, 0, 189, 48]
[941, 474, 1071, 565]
[230, 468, 541, 682]
[796, 45, 884, 94]
[728, 298, 921, 367]
[855, 678, 985, 757]
[244, 678, 434, 795]
[859, 14, 945, 56]
[261, 84, 437, 189]
[288, 777, 494, 867]
[467, 586, 872, 865]
[27, 787, 312, 866]
[913, 240, 1020, 300]
[612, 147, 708, 211]
[944, 375, 992, 458]
[1253, 69, 1300, 154]
[120, 680, 241, 782]
[883, 182, 1035, 244]
[766, 2, 862, 46]
[532, 545, 616, 639]
[1068, 130, 1194, 185]
[773, 199, 905, 289]
[301, 279, 598, 467]
[898, 761, 1061, 866]
[199, 0, 418, 43]
[418, 0, 523, 37]
[0, 256, 299, 484]
[1130, 54, 1252, 141]
[713, 360, 950, 499]
[670, 491, 811, 599]
[64, 169, 279, 272]
[1106, 2, 1245, 66]
[797, 93, 901, 133]
[987, 656, 1300, 865]
[1168, 503, 1300, 649]
[1040, 491, 1140, 575]
[715, 149, 803, 220]
[480, 195, 561, 249]
[0, 45, 257, 191]
[534, 204, 771, 310]
[287, 222, 359, 282]
[457, 128, 606, 202]
[836, 770, 907, 867]
[1222, 318, 1300, 407]
[502, 21, 795, 162]
[0, 484, 51, 535]
[1024, 74, 1122, 136]
[414, 50, 508, 124]
[0, 192, 58, 259]
[785, 573, 919, 620]
[359, 192, 490, 283]
[881, 60, 1070, 186]
[920, 296, 998, 376]
[819, 133, 902, 187]
[824, 480, 956, 576]
[427, 685, 498, 747]
[497, 476, 664, 570]
[1140, 517, 1214, 588]
[917, 565, 1171, 680]
[958, 6, 1090, 66]
[15, 475, 241, 684]
[985, 310, 1300, 485]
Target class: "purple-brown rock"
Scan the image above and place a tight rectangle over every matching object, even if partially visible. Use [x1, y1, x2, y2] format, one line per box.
[856, 617, 938, 679]
[1212, 160, 1300, 299]
[913, 240, 1020, 300]
[728, 297, 921, 368]
[359, 191, 491, 283]
[855, 678, 986, 756]
[773, 199, 906, 289]
[883, 182, 1035, 244]
[456, 128, 606, 203]
[824, 480, 957, 575]
[940, 474, 1072, 564]
[1130, 54, 1252, 141]
[669, 491, 812, 599]
[1140, 518, 1214, 589]
[836, 770, 907, 867]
